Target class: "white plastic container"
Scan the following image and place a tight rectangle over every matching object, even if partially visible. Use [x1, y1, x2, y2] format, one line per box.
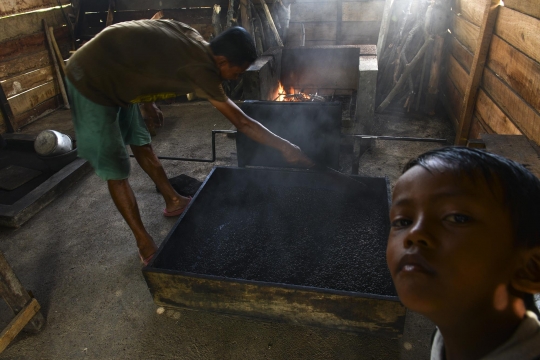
[34, 130, 73, 156]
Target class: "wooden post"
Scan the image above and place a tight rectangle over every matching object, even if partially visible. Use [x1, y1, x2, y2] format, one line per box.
[43, 19, 70, 109]
[226, 0, 236, 28]
[106, 0, 115, 27]
[455, 0, 500, 145]
[258, 0, 283, 47]
[212, 5, 223, 37]
[240, 0, 252, 34]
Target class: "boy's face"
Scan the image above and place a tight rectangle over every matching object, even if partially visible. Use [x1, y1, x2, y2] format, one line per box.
[218, 60, 250, 80]
[387, 165, 521, 318]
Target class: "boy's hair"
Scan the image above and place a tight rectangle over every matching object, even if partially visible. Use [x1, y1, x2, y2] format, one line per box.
[210, 27, 257, 67]
[404, 146, 540, 249]
[404, 146, 540, 314]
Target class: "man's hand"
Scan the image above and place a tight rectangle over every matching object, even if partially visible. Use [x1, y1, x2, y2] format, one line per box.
[140, 102, 164, 136]
[280, 142, 315, 168]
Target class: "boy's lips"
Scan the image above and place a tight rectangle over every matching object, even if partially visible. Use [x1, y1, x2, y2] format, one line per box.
[397, 253, 436, 275]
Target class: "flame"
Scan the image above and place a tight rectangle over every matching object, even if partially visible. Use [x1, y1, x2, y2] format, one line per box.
[276, 82, 286, 101]
[275, 82, 313, 102]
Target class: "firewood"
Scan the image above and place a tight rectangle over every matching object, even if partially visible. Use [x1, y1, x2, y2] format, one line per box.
[212, 5, 222, 37]
[226, 0, 236, 29]
[258, 0, 283, 47]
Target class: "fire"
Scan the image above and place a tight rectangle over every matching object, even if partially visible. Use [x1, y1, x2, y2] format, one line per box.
[274, 82, 313, 102]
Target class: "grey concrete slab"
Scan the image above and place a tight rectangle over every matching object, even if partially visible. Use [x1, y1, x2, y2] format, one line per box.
[0, 102, 453, 359]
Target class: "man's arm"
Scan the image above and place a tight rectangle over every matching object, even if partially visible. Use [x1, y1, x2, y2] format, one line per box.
[209, 98, 314, 167]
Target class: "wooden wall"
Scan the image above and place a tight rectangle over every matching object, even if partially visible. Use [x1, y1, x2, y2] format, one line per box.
[285, 0, 385, 46]
[442, 0, 540, 145]
[0, 0, 72, 134]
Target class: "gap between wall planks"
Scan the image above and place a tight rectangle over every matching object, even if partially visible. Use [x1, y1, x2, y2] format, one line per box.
[454, 0, 500, 146]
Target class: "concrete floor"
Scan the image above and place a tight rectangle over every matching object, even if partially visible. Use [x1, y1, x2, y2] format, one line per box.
[0, 102, 454, 359]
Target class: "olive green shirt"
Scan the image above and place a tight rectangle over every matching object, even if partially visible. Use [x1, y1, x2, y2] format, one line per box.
[66, 20, 227, 107]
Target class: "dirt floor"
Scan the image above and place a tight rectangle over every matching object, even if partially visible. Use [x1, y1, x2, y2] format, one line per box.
[0, 102, 455, 359]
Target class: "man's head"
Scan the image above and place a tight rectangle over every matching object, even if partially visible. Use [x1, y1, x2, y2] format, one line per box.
[210, 27, 257, 80]
[387, 147, 540, 320]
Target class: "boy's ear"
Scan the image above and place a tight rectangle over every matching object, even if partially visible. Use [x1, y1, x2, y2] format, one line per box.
[511, 249, 540, 294]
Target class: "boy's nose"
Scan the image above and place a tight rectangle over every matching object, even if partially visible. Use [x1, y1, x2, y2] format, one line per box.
[404, 218, 433, 249]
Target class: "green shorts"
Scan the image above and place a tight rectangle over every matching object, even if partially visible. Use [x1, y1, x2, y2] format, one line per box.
[66, 78, 151, 180]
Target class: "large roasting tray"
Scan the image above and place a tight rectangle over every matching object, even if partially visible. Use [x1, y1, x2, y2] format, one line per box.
[143, 167, 405, 337]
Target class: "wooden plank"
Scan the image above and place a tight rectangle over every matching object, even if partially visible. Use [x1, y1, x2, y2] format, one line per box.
[448, 54, 469, 95]
[1, 67, 54, 98]
[495, 6, 540, 64]
[453, 0, 484, 26]
[13, 94, 61, 130]
[449, 35, 473, 74]
[0, 27, 69, 63]
[450, 13, 480, 54]
[503, 0, 540, 20]
[83, 0, 229, 12]
[84, 8, 214, 26]
[341, 1, 385, 22]
[340, 21, 380, 45]
[0, 42, 71, 81]
[290, 2, 338, 22]
[482, 67, 540, 145]
[475, 89, 522, 135]
[0, 0, 70, 17]
[487, 35, 540, 114]
[444, 75, 464, 127]
[0, 7, 72, 43]
[0, 298, 40, 354]
[287, 22, 337, 42]
[455, 0, 499, 145]
[8, 81, 59, 117]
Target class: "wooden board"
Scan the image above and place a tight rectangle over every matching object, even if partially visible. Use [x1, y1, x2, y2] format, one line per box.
[8, 81, 59, 117]
[0, 27, 69, 62]
[341, 1, 385, 22]
[13, 94, 61, 130]
[1, 67, 54, 98]
[486, 35, 540, 114]
[290, 2, 338, 22]
[0, 7, 72, 43]
[475, 89, 522, 135]
[449, 35, 473, 74]
[0, 0, 70, 17]
[287, 22, 337, 42]
[503, 0, 540, 20]
[452, 0, 484, 26]
[447, 54, 468, 95]
[444, 75, 464, 126]
[469, 115, 490, 139]
[450, 13, 480, 54]
[482, 68, 540, 145]
[340, 21, 380, 45]
[84, 8, 214, 27]
[495, 7, 540, 64]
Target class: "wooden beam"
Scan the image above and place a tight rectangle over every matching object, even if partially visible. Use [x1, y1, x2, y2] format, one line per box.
[259, 0, 283, 47]
[455, 0, 500, 145]
[239, 0, 252, 34]
[43, 19, 69, 109]
[0, 298, 40, 354]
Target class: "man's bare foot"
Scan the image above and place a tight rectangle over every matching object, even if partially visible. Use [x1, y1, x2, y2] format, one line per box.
[164, 195, 191, 214]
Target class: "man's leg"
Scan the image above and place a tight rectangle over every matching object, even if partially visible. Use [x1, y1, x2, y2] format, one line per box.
[130, 144, 190, 213]
[107, 179, 157, 260]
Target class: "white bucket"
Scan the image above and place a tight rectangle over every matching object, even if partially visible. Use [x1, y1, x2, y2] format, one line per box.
[34, 130, 73, 156]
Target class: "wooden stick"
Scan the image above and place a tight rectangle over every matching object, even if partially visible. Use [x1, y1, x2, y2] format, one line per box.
[258, 0, 283, 47]
[377, 37, 433, 112]
[226, 0, 236, 28]
[455, 0, 500, 145]
[212, 5, 222, 37]
[0, 298, 40, 354]
[43, 19, 70, 109]
[48, 27, 66, 77]
[106, 0, 115, 27]
[239, 0, 252, 34]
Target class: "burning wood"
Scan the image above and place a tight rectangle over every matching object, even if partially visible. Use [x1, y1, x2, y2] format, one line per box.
[274, 82, 325, 102]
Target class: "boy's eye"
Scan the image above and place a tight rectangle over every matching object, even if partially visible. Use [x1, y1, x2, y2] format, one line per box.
[391, 218, 413, 228]
[445, 214, 470, 224]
